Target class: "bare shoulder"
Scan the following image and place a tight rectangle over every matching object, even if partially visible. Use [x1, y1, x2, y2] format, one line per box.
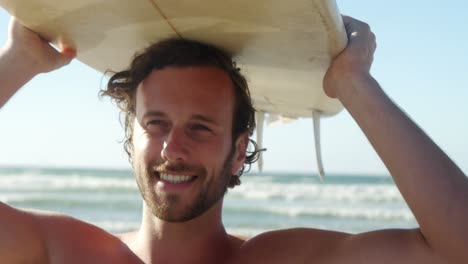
[332, 228, 446, 264]
[234, 228, 347, 263]
[0, 203, 50, 263]
[1, 205, 124, 263]
[29, 209, 137, 263]
[234, 228, 446, 264]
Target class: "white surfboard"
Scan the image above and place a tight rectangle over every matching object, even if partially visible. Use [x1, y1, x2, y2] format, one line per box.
[0, 0, 346, 117]
[0, 0, 348, 175]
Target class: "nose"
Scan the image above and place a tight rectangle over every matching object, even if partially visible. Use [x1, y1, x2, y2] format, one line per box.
[161, 127, 189, 162]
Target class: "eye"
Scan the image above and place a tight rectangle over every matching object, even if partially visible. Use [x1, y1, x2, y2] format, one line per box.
[190, 123, 212, 132]
[147, 119, 170, 130]
[147, 119, 162, 125]
[187, 123, 214, 140]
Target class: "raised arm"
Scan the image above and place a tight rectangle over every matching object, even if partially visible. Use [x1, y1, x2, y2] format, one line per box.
[0, 17, 75, 108]
[0, 17, 76, 262]
[324, 16, 468, 263]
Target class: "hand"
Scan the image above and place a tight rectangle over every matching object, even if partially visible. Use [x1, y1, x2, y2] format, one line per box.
[4, 17, 76, 74]
[323, 16, 377, 98]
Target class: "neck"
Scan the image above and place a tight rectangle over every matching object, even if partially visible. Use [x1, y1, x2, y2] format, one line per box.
[134, 199, 233, 263]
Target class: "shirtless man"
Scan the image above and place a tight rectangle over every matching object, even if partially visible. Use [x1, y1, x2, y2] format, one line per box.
[1, 15, 467, 264]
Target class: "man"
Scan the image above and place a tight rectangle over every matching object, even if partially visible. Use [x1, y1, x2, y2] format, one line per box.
[0, 15, 467, 264]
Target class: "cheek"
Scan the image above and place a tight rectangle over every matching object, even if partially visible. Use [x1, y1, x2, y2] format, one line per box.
[218, 138, 234, 168]
[188, 136, 227, 168]
[132, 125, 162, 162]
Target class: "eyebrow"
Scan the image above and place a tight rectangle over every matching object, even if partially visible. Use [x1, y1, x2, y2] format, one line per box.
[191, 114, 219, 126]
[142, 111, 219, 126]
[142, 111, 166, 120]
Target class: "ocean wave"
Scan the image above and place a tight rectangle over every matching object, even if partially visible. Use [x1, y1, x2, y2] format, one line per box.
[0, 192, 140, 204]
[224, 205, 415, 221]
[0, 174, 138, 190]
[229, 183, 404, 203]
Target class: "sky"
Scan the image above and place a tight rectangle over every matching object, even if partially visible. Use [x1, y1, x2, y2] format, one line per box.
[0, 0, 467, 175]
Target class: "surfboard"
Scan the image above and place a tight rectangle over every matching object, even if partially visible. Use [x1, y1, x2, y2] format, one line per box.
[0, 0, 348, 175]
[0, 0, 346, 117]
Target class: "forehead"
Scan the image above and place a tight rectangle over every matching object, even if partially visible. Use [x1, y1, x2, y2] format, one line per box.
[135, 66, 236, 121]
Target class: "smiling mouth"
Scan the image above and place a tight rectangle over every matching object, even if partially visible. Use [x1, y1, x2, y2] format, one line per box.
[156, 172, 198, 184]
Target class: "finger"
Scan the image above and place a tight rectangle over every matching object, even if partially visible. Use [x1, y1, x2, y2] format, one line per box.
[45, 46, 76, 71]
[342, 17, 361, 38]
[57, 41, 77, 59]
[342, 16, 371, 36]
[342, 15, 368, 28]
[58, 47, 76, 66]
[370, 33, 377, 51]
[61, 47, 77, 60]
[341, 15, 352, 24]
[54, 42, 76, 65]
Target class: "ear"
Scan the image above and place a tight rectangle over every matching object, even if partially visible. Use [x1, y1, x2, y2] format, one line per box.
[231, 132, 249, 175]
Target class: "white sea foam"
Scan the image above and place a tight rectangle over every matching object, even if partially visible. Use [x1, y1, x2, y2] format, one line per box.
[262, 206, 415, 221]
[0, 192, 139, 204]
[230, 182, 404, 203]
[0, 173, 137, 190]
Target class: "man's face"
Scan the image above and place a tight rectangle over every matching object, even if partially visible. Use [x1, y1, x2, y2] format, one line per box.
[132, 66, 247, 222]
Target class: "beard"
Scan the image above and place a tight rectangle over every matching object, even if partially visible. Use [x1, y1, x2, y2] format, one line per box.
[134, 147, 234, 223]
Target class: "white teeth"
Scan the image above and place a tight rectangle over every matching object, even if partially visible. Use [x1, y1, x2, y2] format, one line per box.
[159, 173, 194, 183]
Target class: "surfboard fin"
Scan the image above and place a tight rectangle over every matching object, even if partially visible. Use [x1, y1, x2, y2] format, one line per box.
[255, 111, 265, 173]
[255, 110, 324, 178]
[312, 110, 325, 180]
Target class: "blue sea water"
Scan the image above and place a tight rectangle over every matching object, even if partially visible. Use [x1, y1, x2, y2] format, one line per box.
[0, 167, 417, 236]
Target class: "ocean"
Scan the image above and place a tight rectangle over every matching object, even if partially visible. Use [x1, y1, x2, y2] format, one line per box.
[0, 167, 418, 236]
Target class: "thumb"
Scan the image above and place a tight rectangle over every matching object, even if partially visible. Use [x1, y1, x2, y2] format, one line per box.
[46, 46, 76, 71]
[60, 47, 77, 65]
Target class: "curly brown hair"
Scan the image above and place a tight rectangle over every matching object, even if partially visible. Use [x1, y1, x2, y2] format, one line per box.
[100, 38, 264, 187]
